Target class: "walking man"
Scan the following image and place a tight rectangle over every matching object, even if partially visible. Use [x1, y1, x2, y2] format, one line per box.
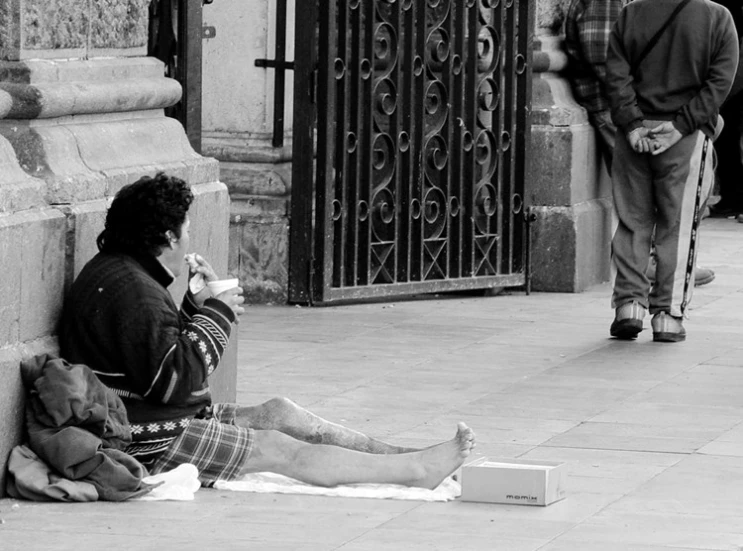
[606, 0, 738, 342]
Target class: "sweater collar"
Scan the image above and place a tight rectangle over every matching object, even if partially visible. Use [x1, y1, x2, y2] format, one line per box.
[131, 253, 175, 288]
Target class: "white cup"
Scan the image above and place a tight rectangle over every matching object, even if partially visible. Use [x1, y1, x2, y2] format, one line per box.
[207, 278, 239, 296]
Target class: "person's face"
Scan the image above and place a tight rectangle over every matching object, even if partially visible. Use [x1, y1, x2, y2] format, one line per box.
[166, 216, 191, 277]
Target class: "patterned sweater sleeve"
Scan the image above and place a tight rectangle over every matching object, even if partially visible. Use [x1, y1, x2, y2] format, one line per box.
[119, 284, 236, 406]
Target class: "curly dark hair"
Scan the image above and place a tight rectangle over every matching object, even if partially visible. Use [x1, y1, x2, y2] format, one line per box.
[97, 173, 194, 256]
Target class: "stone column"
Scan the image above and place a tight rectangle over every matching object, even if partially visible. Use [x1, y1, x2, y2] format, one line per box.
[201, 0, 294, 304]
[0, 0, 235, 493]
[527, 0, 612, 291]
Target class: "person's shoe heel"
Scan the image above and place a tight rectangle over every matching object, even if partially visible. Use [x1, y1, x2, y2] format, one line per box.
[610, 302, 646, 340]
[651, 312, 686, 343]
[610, 318, 643, 339]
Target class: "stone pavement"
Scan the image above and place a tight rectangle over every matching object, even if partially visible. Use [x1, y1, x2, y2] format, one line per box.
[1, 217, 742, 551]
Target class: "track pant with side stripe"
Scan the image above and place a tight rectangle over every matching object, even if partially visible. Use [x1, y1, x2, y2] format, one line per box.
[610, 125, 714, 318]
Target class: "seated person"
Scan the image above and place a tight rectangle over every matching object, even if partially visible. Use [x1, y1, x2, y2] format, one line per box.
[58, 173, 475, 489]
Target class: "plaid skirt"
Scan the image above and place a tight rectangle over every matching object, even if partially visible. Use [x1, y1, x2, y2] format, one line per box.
[148, 403, 254, 486]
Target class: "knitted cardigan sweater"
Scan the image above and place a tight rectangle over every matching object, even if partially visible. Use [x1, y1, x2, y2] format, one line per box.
[58, 251, 235, 462]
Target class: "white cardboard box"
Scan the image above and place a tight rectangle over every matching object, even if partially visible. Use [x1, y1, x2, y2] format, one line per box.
[460, 457, 567, 506]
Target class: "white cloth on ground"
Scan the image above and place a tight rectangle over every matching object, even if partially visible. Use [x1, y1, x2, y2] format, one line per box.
[134, 463, 201, 501]
[213, 472, 461, 502]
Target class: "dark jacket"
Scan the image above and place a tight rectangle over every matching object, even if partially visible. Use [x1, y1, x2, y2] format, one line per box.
[713, 0, 743, 100]
[58, 251, 235, 463]
[10, 354, 151, 501]
[607, 0, 739, 137]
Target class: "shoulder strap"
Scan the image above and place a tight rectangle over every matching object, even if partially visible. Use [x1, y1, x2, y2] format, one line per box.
[633, 0, 693, 70]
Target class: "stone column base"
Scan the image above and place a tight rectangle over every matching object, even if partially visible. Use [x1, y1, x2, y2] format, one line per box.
[529, 48, 613, 293]
[529, 118, 613, 292]
[221, 161, 291, 304]
[531, 199, 613, 292]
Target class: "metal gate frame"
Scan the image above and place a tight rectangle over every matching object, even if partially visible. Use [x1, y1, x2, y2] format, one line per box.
[148, 0, 210, 153]
[289, 0, 534, 305]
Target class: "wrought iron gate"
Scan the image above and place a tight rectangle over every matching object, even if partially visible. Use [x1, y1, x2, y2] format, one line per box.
[289, 0, 534, 304]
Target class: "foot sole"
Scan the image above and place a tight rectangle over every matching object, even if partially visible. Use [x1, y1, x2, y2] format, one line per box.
[694, 274, 715, 287]
[653, 331, 686, 343]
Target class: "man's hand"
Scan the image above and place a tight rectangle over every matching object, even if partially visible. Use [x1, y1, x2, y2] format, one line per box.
[648, 122, 682, 155]
[185, 253, 219, 282]
[185, 253, 220, 306]
[216, 287, 246, 321]
[627, 127, 652, 153]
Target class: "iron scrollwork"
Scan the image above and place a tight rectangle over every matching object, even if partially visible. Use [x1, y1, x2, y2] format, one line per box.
[293, 0, 531, 301]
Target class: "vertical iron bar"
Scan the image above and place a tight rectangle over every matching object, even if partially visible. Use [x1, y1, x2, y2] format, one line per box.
[360, 2, 373, 287]
[449, 1, 464, 279]
[413, 1, 426, 282]
[464, 3, 478, 277]
[440, 4, 453, 280]
[335, 1, 349, 288]
[348, 2, 361, 287]
[315, 1, 339, 301]
[516, 0, 535, 276]
[506, 0, 518, 274]
[391, 2, 402, 284]
[271, 0, 288, 148]
[401, 2, 415, 283]
[502, 0, 516, 273]
[367, 0, 377, 285]
[496, 0, 508, 275]
[288, 0, 318, 304]
[177, 0, 203, 153]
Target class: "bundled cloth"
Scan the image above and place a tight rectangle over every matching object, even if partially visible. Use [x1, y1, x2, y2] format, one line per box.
[6, 354, 155, 501]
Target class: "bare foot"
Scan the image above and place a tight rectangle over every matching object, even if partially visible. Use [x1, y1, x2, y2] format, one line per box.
[412, 422, 476, 489]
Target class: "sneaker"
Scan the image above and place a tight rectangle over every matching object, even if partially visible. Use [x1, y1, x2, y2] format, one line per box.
[694, 266, 715, 287]
[610, 301, 646, 340]
[738, 213, 743, 223]
[651, 311, 686, 343]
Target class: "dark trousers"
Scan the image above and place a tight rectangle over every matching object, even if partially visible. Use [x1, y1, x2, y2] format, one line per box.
[611, 126, 713, 317]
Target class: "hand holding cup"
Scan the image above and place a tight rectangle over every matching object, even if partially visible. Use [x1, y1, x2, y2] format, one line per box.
[208, 279, 245, 320]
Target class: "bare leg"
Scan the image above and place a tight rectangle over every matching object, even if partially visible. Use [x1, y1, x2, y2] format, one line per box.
[242, 422, 475, 490]
[235, 397, 417, 454]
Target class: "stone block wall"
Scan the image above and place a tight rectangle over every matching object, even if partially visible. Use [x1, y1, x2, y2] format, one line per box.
[528, 27, 613, 292]
[0, 0, 150, 60]
[221, 162, 290, 304]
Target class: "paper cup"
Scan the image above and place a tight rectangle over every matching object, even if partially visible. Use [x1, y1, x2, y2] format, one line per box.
[207, 278, 239, 296]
